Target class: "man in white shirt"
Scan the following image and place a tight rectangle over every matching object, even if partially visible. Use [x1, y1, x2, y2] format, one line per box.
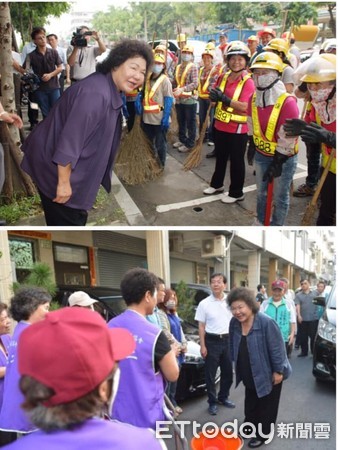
[195, 273, 235, 415]
[47, 33, 69, 93]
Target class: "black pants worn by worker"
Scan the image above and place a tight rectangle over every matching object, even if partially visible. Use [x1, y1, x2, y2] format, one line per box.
[39, 190, 88, 226]
[298, 320, 319, 355]
[205, 333, 233, 406]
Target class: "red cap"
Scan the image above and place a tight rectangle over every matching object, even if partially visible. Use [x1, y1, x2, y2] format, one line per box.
[271, 280, 285, 290]
[18, 307, 135, 406]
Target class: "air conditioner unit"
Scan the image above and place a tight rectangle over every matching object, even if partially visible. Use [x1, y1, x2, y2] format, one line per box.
[169, 235, 184, 253]
[201, 235, 226, 258]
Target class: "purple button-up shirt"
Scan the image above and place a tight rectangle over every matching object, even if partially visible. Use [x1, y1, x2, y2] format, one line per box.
[21, 72, 123, 210]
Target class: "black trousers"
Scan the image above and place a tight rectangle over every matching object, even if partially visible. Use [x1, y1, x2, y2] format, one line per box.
[244, 382, 283, 439]
[39, 190, 88, 226]
[298, 320, 318, 355]
[210, 129, 248, 198]
[205, 334, 233, 405]
[317, 169, 336, 226]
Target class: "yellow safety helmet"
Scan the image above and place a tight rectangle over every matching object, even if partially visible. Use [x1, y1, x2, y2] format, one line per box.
[300, 53, 336, 83]
[182, 45, 194, 54]
[155, 44, 167, 54]
[247, 35, 259, 42]
[226, 41, 251, 59]
[177, 33, 186, 43]
[201, 49, 214, 59]
[250, 51, 284, 73]
[153, 53, 166, 64]
[264, 38, 290, 57]
[321, 38, 337, 54]
[205, 42, 216, 51]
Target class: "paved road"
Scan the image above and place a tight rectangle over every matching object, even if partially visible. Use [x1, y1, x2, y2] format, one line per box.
[164, 349, 336, 450]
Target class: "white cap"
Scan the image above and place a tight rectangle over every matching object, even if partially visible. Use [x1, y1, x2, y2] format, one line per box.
[68, 291, 98, 307]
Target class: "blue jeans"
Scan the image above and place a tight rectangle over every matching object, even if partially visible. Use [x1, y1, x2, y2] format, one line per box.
[255, 151, 298, 226]
[141, 122, 167, 167]
[34, 89, 60, 118]
[175, 103, 197, 148]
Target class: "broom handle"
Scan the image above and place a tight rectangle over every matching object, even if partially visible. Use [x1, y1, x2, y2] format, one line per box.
[308, 148, 336, 207]
[264, 179, 274, 226]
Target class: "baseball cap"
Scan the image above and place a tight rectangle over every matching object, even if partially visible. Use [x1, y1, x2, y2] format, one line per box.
[68, 291, 98, 307]
[272, 280, 285, 290]
[18, 307, 135, 406]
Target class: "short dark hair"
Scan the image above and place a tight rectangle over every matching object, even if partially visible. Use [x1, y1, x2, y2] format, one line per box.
[210, 273, 227, 284]
[10, 287, 51, 322]
[257, 284, 263, 291]
[97, 39, 153, 75]
[227, 287, 259, 314]
[120, 268, 158, 306]
[0, 302, 8, 316]
[46, 33, 58, 40]
[30, 27, 46, 40]
[317, 280, 326, 286]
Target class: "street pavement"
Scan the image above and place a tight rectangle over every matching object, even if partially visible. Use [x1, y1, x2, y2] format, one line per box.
[164, 349, 336, 450]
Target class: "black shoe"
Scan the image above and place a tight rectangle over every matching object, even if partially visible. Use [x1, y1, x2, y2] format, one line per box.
[298, 353, 308, 357]
[208, 404, 218, 415]
[206, 150, 216, 158]
[218, 398, 236, 408]
[248, 438, 266, 448]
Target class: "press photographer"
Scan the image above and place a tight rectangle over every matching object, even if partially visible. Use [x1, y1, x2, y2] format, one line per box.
[67, 26, 106, 83]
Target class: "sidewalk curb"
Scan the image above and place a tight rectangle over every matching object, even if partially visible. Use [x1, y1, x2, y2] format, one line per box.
[111, 173, 148, 226]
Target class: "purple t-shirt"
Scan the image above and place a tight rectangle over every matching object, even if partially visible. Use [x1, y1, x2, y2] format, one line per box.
[21, 72, 123, 210]
[0, 334, 11, 411]
[2, 417, 166, 450]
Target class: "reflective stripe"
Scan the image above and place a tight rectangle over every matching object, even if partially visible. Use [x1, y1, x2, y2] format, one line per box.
[143, 74, 166, 113]
[175, 63, 194, 98]
[198, 67, 213, 99]
[252, 92, 299, 156]
[315, 111, 336, 174]
[214, 71, 251, 124]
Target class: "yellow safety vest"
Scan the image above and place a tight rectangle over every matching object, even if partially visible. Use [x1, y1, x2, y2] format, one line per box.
[252, 92, 298, 156]
[126, 88, 139, 99]
[315, 110, 336, 174]
[175, 63, 194, 98]
[214, 71, 251, 124]
[198, 67, 214, 99]
[143, 74, 166, 113]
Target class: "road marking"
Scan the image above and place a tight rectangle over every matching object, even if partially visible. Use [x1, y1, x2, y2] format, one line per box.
[156, 169, 308, 213]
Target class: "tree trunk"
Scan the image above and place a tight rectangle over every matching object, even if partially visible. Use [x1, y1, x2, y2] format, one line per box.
[0, 2, 36, 200]
[328, 5, 336, 38]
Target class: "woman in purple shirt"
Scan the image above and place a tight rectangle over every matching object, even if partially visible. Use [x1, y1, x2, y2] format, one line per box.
[21, 39, 153, 226]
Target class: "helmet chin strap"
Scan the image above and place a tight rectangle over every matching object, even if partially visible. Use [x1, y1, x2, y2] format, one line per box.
[231, 68, 246, 73]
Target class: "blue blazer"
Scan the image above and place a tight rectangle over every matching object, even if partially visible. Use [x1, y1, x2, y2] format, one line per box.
[229, 312, 292, 398]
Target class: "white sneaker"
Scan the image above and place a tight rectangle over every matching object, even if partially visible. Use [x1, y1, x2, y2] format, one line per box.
[221, 194, 244, 204]
[207, 141, 215, 146]
[173, 141, 184, 148]
[252, 218, 263, 226]
[203, 186, 224, 195]
[178, 145, 190, 153]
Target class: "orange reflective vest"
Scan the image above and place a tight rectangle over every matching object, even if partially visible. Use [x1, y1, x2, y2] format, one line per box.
[175, 63, 195, 98]
[214, 71, 251, 124]
[143, 74, 166, 113]
[251, 92, 299, 156]
[315, 110, 336, 174]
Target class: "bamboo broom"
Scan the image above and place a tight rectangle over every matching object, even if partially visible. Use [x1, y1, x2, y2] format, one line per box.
[167, 106, 179, 144]
[114, 116, 162, 185]
[301, 149, 335, 225]
[183, 103, 212, 171]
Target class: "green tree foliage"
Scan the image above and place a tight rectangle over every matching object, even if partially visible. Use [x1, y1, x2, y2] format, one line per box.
[10, 2, 70, 46]
[12, 262, 57, 296]
[175, 280, 197, 324]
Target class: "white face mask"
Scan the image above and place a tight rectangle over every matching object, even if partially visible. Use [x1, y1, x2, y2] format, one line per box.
[108, 367, 121, 416]
[254, 72, 279, 89]
[181, 54, 192, 62]
[165, 299, 176, 310]
[152, 64, 163, 74]
[308, 86, 333, 103]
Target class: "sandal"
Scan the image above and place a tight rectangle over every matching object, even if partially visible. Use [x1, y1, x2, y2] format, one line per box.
[293, 183, 315, 197]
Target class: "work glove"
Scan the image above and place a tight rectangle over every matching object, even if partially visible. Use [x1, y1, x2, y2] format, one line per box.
[263, 151, 289, 183]
[300, 122, 336, 148]
[134, 92, 143, 116]
[161, 96, 174, 132]
[283, 118, 308, 137]
[247, 136, 256, 166]
[209, 88, 231, 107]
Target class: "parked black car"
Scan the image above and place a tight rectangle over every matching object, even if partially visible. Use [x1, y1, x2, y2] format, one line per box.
[55, 284, 217, 401]
[312, 283, 336, 382]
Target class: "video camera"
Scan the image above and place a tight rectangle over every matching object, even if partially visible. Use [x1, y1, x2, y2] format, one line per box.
[21, 72, 41, 93]
[70, 28, 93, 47]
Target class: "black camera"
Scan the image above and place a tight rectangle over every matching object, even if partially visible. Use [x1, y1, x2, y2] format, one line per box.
[70, 29, 93, 47]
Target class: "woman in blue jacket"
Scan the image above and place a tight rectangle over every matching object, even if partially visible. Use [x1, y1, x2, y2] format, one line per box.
[227, 287, 292, 448]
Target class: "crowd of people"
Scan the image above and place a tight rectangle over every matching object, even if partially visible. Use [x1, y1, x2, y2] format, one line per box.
[0, 268, 328, 449]
[1, 25, 335, 226]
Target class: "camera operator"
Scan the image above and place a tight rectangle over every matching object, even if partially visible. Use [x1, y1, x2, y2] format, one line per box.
[67, 26, 106, 83]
